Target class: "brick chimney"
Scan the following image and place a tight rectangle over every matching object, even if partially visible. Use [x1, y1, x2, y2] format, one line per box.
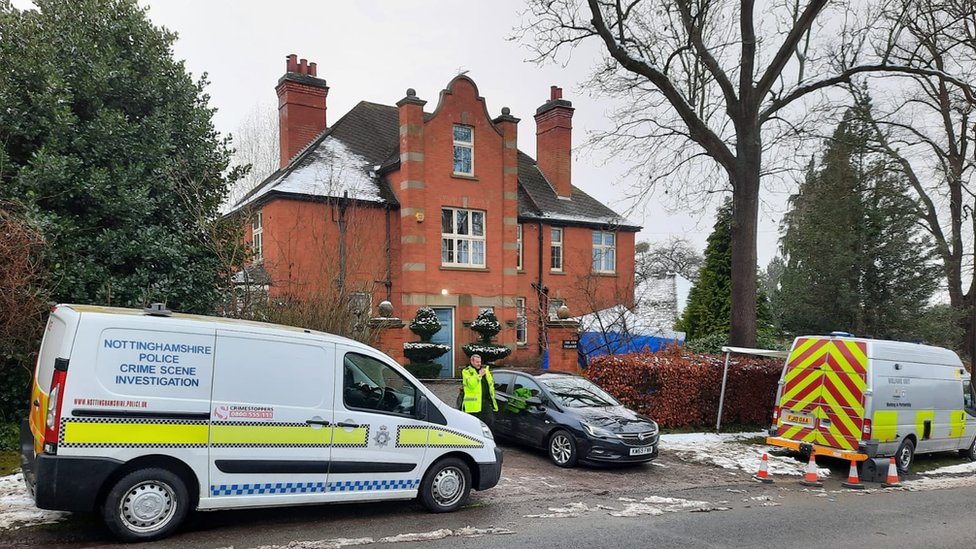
[276, 53, 329, 168]
[534, 86, 574, 198]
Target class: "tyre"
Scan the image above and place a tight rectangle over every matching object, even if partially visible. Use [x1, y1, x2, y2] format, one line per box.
[895, 438, 915, 473]
[102, 467, 189, 542]
[548, 429, 578, 468]
[418, 457, 471, 513]
[960, 436, 976, 462]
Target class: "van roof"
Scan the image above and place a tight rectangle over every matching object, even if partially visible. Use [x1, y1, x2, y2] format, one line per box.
[58, 304, 366, 347]
[795, 334, 963, 368]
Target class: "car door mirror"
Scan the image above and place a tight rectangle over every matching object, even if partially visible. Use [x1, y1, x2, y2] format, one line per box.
[526, 396, 543, 407]
[416, 394, 429, 421]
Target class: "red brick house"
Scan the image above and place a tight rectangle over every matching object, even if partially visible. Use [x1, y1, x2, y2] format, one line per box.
[232, 54, 640, 376]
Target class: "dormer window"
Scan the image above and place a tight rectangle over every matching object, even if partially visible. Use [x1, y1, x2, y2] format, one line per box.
[453, 125, 474, 176]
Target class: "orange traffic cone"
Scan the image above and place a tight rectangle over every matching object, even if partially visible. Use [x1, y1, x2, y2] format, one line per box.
[753, 453, 773, 484]
[882, 457, 902, 488]
[799, 454, 823, 487]
[841, 460, 864, 489]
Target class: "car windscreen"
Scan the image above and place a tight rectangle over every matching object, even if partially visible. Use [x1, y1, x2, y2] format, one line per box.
[540, 376, 620, 408]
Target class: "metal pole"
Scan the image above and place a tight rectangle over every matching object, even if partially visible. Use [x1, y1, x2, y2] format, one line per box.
[716, 351, 732, 433]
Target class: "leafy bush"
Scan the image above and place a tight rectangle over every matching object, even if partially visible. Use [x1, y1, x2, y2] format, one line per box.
[585, 345, 782, 429]
[684, 332, 789, 355]
[404, 362, 442, 379]
[403, 342, 451, 363]
[408, 307, 443, 341]
[460, 342, 512, 363]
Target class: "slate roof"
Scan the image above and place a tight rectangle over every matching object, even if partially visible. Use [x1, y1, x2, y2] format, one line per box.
[233, 101, 640, 231]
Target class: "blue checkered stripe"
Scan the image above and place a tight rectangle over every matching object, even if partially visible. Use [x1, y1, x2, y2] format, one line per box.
[329, 479, 420, 492]
[211, 482, 327, 496]
[210, 478, 420, 497]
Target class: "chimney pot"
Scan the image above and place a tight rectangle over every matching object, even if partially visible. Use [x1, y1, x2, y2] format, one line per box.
[309, 62, 317, 77]
[286, 53, 298, 73]
[299, 58, 308, 74]
[551, 86, 562, 100]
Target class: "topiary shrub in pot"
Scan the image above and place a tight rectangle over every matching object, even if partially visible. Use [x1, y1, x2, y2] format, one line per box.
[403, 306, 450, 378]
[461, 309, 512, 363]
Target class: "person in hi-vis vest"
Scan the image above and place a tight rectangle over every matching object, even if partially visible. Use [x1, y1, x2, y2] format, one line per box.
[461, 354, 498, 429]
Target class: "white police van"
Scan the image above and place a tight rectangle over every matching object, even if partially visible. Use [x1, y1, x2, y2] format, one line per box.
[21, 304, 501, 541]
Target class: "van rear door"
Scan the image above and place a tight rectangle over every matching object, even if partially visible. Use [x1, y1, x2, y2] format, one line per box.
[777, 337, 868, 452]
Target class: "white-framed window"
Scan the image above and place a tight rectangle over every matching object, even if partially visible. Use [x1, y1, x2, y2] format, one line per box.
[252, 210, 263, 262]
[548, 298, 565, 320]
[592, 230, 616, 273]
[550, 227, 563, 272]
[441, 207, 486, 267]
[453, 125, 474, 175]
[516, 297, 527, 345]
[516, 224, 523, 270]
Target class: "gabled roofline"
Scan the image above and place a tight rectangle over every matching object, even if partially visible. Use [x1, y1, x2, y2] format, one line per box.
[427, 75, 505, 139]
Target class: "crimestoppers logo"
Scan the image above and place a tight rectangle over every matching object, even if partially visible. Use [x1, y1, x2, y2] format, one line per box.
[213, 405, 228, 420]
[213, 405, 275, 420]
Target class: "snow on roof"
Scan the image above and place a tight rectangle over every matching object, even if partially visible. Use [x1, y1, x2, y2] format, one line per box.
[575, 275, 685, 338]
[237, 138, 383, 208]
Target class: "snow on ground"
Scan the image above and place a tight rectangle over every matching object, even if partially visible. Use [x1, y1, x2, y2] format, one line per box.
[661, 431, 825, 477]
[214, 527, 515, 549]
[0, 473, 66, 530]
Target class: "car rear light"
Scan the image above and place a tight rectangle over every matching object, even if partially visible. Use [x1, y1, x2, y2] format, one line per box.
[861, 418, 872, 440]
[43, 358, 69, 454]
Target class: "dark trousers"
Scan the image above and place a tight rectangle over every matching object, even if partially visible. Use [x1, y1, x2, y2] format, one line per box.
[473, 407, 495, 430]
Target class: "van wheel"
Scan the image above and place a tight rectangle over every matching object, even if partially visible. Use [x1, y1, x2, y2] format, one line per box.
[418, 458, 471, 513]
[548, 429, 578, 468]
[102, 467, 189, 542]
[895, 438, 915, 473]
[961, 437, 976, 462]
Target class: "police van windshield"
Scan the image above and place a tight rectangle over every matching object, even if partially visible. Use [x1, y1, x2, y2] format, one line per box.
[541, 376, 620, 408]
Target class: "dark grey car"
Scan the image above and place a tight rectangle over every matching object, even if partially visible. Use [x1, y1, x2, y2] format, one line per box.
[490, 369, 659, 467]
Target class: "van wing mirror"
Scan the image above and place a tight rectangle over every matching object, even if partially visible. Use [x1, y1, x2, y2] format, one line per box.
[417, 394, 429, 421]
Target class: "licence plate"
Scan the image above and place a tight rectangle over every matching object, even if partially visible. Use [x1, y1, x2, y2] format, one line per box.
[630, 445, 654, 456]
[783, 412, 814, 426]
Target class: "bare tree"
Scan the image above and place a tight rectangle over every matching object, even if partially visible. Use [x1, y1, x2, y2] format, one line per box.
[227, 102, 280, 207]
[517, 0, 975, 346]
[637, 236, 703, 282]
[847, 0, 976, 356]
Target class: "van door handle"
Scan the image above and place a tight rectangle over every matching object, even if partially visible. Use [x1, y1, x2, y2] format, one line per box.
[335, 421, 359, 429]
[305, 419, 331, 426]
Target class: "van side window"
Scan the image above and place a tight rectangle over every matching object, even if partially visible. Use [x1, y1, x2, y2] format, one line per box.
[342, 353, 417, 416]
[965, 382, 976, 416]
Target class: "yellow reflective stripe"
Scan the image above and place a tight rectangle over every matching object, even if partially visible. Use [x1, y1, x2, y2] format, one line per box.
[792, 343, 829, 371]
[789, 338, 821, 363]
[398, 428, 430, 446]
[950, 410, 966, 437]
[822, 370, 865, 415]
[873, 411, 898, 442]
[63, 421, 208, 445]
[211, 424, 333, 445]
[428, 428, 483, 447]
[781, 369, 823, 405]
[915, 410, 935, 439]
[840, 340, 868, 371]
[332, 427, 368, 445]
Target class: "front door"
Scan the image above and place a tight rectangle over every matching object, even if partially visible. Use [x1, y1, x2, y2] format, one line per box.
[431, 308, 454, 378]
[328, 348, 430, 501]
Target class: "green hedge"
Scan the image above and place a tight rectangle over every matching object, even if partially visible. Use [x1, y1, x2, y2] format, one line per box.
[585, 345, 782, 429]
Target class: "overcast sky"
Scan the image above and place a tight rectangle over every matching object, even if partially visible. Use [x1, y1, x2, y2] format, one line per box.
[135, 1, 784, 266]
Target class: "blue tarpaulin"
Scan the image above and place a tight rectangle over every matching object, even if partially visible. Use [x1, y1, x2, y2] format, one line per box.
[578, 331, 684, 369]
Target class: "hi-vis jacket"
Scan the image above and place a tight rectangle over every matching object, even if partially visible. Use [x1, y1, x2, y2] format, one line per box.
[462, 365, 498, 413]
